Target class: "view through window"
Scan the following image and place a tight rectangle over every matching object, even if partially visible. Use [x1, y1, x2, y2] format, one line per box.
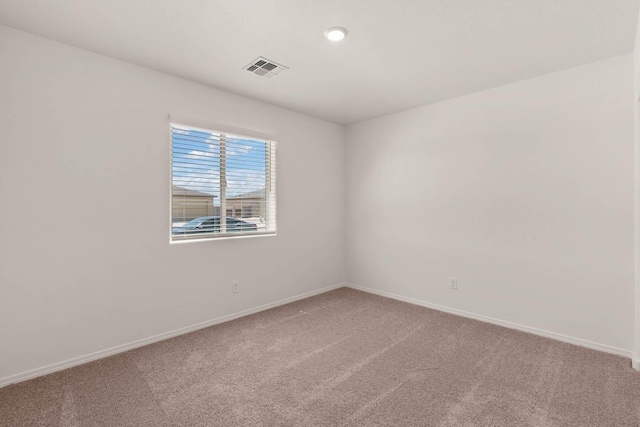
[171, 123, 276, 241]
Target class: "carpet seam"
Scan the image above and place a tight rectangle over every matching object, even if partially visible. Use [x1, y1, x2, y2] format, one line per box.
[126, 353, 170, 424]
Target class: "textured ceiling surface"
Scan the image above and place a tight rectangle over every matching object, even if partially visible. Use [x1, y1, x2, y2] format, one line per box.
[0, 0, 638, 124]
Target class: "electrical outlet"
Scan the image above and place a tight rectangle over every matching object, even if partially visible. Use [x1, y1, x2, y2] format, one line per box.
[449, 277, 458, 290]
[232, 281, 240, 293]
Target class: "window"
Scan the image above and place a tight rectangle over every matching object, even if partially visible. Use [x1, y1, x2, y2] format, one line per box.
[171, 121, 276, 241]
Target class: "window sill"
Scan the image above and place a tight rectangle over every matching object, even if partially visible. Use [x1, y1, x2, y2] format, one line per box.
[169, 231, 277, 244]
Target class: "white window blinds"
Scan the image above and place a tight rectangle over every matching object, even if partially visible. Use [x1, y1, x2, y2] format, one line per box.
[170, 122, 276, 241]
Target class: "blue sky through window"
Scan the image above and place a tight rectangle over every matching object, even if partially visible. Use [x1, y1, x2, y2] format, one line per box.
[171, 125, 267, 206]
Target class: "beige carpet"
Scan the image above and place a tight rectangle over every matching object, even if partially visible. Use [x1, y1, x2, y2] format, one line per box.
[1, 287, 639, 426]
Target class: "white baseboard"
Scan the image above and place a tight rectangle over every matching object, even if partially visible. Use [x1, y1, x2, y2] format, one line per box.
[345, 283, 633, 359]
[633, 358, 640, 371]
[0, 283, 346, 388]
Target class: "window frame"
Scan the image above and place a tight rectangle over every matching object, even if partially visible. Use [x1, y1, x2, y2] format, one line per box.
[169, 116, 277, 243]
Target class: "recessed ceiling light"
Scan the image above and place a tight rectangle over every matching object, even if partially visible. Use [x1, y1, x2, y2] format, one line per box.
[325, 26, 348, 42]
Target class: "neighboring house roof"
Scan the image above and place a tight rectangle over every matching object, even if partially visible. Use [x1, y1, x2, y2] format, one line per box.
[172, 185, 216, 198]
[228, 189, 265, 200]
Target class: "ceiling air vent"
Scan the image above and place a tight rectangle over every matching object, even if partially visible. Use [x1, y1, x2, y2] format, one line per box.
[243, 57, 288, 78]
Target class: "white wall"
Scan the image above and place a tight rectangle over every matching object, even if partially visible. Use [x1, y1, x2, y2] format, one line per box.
[345, 54, 636, 355]
[0, 25, 345, 382]
[633, 10, 640, 370]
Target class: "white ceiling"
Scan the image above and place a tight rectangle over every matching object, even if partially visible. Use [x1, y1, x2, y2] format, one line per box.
[0, 0, 638, 124]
